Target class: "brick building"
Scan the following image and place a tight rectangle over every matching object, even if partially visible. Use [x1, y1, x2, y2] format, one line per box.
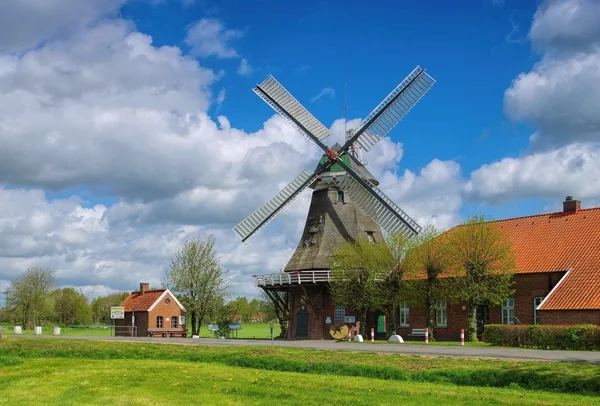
[257, 195, 600, 340]
[115, 283, 187, 337]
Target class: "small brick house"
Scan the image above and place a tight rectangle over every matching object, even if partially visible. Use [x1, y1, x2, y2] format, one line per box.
[115, 283, 187, 337]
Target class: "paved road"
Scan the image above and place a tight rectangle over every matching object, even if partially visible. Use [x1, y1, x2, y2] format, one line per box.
[9, 335, 600, 363]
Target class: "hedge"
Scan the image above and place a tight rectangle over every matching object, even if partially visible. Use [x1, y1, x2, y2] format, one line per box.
[483, 324, 600, 350]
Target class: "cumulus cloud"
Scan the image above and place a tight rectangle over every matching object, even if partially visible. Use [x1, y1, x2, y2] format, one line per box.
[185, 18, 244, 58]
[0, 0, 126, 53]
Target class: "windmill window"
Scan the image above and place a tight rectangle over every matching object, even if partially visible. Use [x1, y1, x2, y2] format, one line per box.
[337, 191, 344, 202]
[304, 232, 316, 246]
[334, 306, 346, 323]
[156, 316, 164, 328]
[366, 231, 376, 243]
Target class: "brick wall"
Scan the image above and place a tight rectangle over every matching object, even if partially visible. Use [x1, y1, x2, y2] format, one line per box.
[148, 292, 185, 332]
[540, 310, 600, 325]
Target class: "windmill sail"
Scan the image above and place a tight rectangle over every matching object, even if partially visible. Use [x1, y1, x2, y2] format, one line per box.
[254, 76, 331, 144]
[233, 170, 318, 243]
[335, 174, 421, 236]
[352, 66, 435, 152]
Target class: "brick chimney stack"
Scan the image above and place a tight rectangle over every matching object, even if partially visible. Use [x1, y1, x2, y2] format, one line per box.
[140, 282, 149, 295]
[563, 196, 581, 213]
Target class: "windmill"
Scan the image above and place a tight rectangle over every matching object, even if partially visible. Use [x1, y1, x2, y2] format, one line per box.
[233, 66, 435, 244]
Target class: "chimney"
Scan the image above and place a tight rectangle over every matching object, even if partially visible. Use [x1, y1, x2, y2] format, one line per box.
[563, 196, 581, 213]
[139, 282, 149, 295]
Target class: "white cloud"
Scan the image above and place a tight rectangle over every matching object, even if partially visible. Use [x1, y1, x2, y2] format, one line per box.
[0, 0, 126, 53]
[310, 87, 335, 103]
[464, 142, 600, 203]
[237, 58, 253, 76]
[185, 18, 244, 59]
[529, 0, 600, 54]
[216, 88, 226, 105]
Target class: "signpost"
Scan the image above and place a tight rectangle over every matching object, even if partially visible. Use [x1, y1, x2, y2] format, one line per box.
[110, 307, 125, 319]
[228, 323, 242, 338]
[270, 322, 274, 350]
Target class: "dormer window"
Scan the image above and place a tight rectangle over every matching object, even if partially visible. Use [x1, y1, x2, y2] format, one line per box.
[366, 231, 375, 243]
[304, 232, 316, 246]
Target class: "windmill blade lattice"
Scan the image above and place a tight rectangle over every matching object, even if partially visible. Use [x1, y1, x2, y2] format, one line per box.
[234, 170, 318, 243]
[334, 173, 421, 236]
[350, 66, 435, 153]
[254, 76, 332, 144]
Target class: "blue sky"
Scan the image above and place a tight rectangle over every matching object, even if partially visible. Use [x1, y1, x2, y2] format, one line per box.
[1, 0, 599, 298]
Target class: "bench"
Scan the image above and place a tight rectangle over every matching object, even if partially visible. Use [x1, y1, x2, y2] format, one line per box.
[407, 328, 427, 340]
[148, 328, 188, 338]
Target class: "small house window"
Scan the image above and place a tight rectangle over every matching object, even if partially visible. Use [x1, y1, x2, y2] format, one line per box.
[533, 297, 544, 325]
[171, 315, 178, 328]
[399, 303, 409, 327]
[179, 316, 185, 325]
[435, 300, 447, 327]
[334, 306, 345, 323]
[337, 191, 344, 202]
[502, 298, 515, 324]
[366, 231, 375, 243]
[156, 316, 163, 328]
[165, 298, 171, 304]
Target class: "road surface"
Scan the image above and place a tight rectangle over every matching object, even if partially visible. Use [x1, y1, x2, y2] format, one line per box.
[9, 335, 600, 363]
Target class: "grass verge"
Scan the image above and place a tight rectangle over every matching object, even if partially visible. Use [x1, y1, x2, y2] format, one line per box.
[1, 338, 600, 396]
[1, 357, 598, 406]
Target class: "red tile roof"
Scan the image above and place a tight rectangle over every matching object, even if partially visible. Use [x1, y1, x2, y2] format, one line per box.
[121, 289, 166, 312]
[486, 208, 600, 310]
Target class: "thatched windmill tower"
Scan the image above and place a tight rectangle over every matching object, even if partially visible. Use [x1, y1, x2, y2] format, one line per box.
[234, 67, 435, 339]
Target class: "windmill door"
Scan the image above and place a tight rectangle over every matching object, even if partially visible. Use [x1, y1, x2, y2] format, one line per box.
[296, 310, 309, 338]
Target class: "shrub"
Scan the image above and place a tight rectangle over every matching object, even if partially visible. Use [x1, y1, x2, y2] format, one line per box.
[483, 324, 600, 350]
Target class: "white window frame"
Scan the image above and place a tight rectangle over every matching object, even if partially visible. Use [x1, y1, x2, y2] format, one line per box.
[156, 316, 163, 328]
[435, 300, 447, 328]
[533, 297, 544, 325]
[502, 298, 515, 324]
[334, 306, 345, 323]
[179, 316, 185, 325]
[399, 303, 409, 327]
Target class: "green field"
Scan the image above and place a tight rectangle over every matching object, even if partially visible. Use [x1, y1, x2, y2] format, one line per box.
[0, 323, 279, 338]
[1, 338, 600, 405]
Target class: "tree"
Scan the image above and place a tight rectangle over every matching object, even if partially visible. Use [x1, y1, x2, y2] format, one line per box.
[52, 288, 91, 325]
[329, 233, 411, 337]
[446, 215, 516, 341]
[259, 290, 289, 338]
[403, 225, 454, 341]
[90, 292, 130, 324]
[163, 235, 229, 336]
[6, 267, 56, 328]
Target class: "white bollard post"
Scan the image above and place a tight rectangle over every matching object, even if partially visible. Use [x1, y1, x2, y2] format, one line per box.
[14, 326, 22, 335]
[348, 327, 352, 341]
[425, 328, 429, 344]
[461, 329, 465, 346]
[371, 327, 374, 342]
[34, 326, 42, 335]
[54, 326, 61, 336]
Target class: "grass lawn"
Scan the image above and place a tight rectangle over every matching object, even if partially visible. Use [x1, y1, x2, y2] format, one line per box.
[1, 323, 278, 339]
[2, 338, 600, 399]
[2, 357, 599, 406]
[200, 323, 280, 339]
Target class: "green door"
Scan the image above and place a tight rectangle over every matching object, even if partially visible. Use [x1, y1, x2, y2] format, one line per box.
[377, 314, 386, 338]
[296, 310, 309, 338]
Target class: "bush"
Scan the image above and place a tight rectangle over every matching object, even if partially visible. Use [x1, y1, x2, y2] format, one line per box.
[483, 324, 600, 350]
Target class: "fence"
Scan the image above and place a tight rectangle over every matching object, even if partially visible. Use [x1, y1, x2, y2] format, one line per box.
[0, 323, 136, 337]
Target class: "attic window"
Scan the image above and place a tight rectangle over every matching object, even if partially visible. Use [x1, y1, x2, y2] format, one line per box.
[366, 231, 376, 243]
[165, 298, 171, 304]
[337, 191, 344, 202]
[304, 232, 316, 246]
